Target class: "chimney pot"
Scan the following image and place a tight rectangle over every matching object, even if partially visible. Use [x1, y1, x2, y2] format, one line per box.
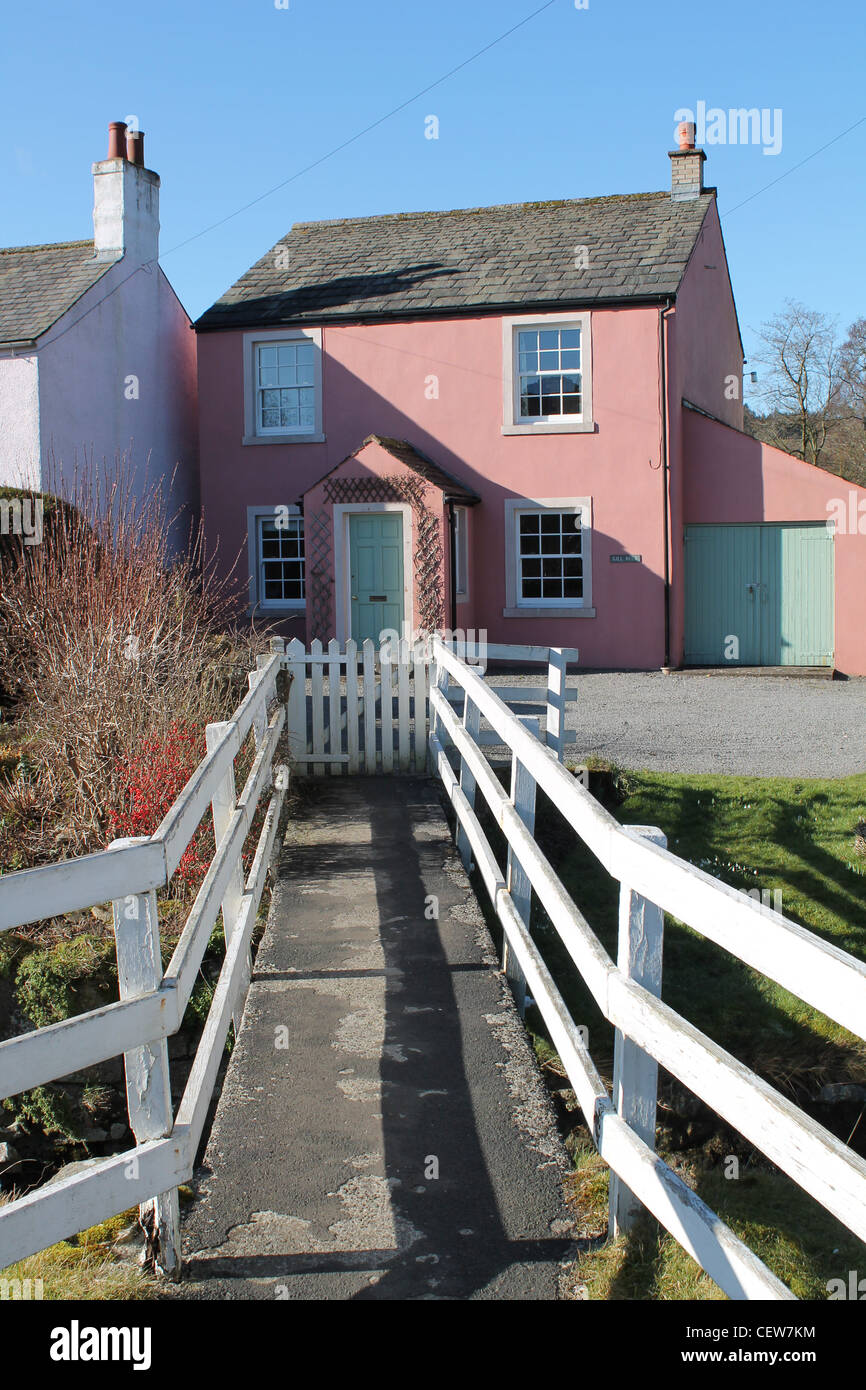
[107, 121, 128, 160]
[126, 129, 145, 166]
[678, 121, 696, 151]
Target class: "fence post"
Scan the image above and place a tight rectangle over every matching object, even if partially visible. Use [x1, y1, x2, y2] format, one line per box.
[610, 824, 668, 1238]
[250, 639, 281, 749]
[429, 642, 449, 744]
[412, 640, 428, 774]
[205, 722, 246, 1034]
[456, 694, 481, 870]
[286, 637, 307, 769]
[110, 839, 180, 1279]
[546, 647, 567, 762]
[503, 714, 539, 1016]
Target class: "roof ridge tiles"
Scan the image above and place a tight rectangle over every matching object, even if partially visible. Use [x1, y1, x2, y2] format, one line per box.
[290, 189, 674, 232]
[0, 238, 95, 256]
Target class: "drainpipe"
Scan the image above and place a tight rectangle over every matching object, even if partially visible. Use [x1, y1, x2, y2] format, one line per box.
[446, 499, 458, 635]
[659, 299, 674, 669]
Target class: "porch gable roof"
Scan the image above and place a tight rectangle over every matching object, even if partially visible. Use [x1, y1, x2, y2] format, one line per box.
[305, 434, 480, 504]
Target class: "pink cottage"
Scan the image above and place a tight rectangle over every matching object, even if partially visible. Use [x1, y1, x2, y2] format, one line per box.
[195, 129, 866, 674]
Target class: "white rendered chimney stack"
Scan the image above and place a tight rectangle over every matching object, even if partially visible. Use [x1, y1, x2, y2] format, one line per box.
[92, 120, 160, 264]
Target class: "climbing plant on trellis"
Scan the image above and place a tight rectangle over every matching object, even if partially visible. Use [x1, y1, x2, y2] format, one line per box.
[310, 475, 444, 641]
[305, 506, 334, 643]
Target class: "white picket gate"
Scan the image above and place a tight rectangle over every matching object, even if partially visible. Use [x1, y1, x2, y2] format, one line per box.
[283, 637, 578, 775]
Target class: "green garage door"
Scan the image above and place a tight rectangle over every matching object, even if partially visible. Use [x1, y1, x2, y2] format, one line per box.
[684, 523, 834, 667]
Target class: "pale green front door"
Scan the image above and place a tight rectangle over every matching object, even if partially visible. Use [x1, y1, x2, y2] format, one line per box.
[684, 523, 834, 666]
[349, 513, 404, 644]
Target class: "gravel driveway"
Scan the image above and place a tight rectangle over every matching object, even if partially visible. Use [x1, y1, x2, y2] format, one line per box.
[498, 670, 866, 779]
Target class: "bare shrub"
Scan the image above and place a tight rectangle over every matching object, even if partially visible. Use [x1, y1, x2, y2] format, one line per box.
[0, 460, 270, 857]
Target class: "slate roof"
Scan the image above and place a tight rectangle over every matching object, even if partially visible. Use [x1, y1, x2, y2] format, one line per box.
[196, 190, 714, 331]
[312, 434, 480, 502]
[0, 240, 118, 346]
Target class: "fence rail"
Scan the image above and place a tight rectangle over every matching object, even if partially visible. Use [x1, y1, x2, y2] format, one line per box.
[0, 641, 289, 1276]
[428, 633, 866, 1301]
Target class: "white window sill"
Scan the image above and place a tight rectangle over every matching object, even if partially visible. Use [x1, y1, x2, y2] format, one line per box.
[503, 606, 595, 619]
[243, 433, 325, 446]
[502, 420, 594, 436]
[250, 605, 306, 616]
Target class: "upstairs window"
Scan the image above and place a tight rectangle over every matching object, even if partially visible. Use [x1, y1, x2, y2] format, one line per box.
[517, 327, 582, 421]
[256, 341, 316, 433]
[243, 329, 324, 444]
[502, 313, 592, 435]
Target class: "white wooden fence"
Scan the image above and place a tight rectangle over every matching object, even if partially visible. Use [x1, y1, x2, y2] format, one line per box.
[5, 630, 858, 1300]
[0, 640, 289, 1277]
[428, 633, 866, 1301]
[284, 637, 577, 775]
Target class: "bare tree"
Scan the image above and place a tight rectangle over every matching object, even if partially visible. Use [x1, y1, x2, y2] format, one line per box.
[750, 301, 849, 466]
[840, 317, 866, 423]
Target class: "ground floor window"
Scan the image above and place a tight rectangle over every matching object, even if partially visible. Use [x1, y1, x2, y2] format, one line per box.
[247, 505, 306, 612]
[454, 505, 468, 599]
[503, 496, 594, 617]
[517, 509, 582, 602]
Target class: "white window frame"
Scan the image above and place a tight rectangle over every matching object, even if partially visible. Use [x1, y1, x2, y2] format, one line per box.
[247, 504, 306, 613]
[454, 504, 469, 603]
[503, 496, 595, 618]
[243, 328, 324, 444]
[502, 312, 593, 435]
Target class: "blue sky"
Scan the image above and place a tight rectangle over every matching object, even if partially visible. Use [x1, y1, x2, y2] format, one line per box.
[2, 0, 863, 376]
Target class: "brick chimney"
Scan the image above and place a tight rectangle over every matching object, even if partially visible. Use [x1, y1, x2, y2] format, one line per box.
[92, 121, 160, 264]
[669, 121, 706, 201]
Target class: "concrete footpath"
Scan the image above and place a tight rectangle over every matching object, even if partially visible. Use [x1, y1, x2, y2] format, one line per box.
[178, 777, 579, 1300]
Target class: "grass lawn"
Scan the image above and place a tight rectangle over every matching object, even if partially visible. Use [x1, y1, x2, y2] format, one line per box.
[535, 764, 866, 1091]
[0, 1203, 160, 1300]
[484, 761, 866, 1299]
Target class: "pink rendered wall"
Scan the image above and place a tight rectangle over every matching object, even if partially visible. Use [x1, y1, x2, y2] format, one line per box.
[683, 409, 866, 675]
[198, 304, 669, 668]
[674, 201, 744, 430]
[665, 199, 745, 669]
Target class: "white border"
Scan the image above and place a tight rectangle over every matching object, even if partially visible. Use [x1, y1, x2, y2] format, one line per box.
[246, 503, 306, 614]
[242, 327, 325, 444]
[333, 503, 414, 643]
[501, 311, 594, 435]
[503, 495, 595, 618]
